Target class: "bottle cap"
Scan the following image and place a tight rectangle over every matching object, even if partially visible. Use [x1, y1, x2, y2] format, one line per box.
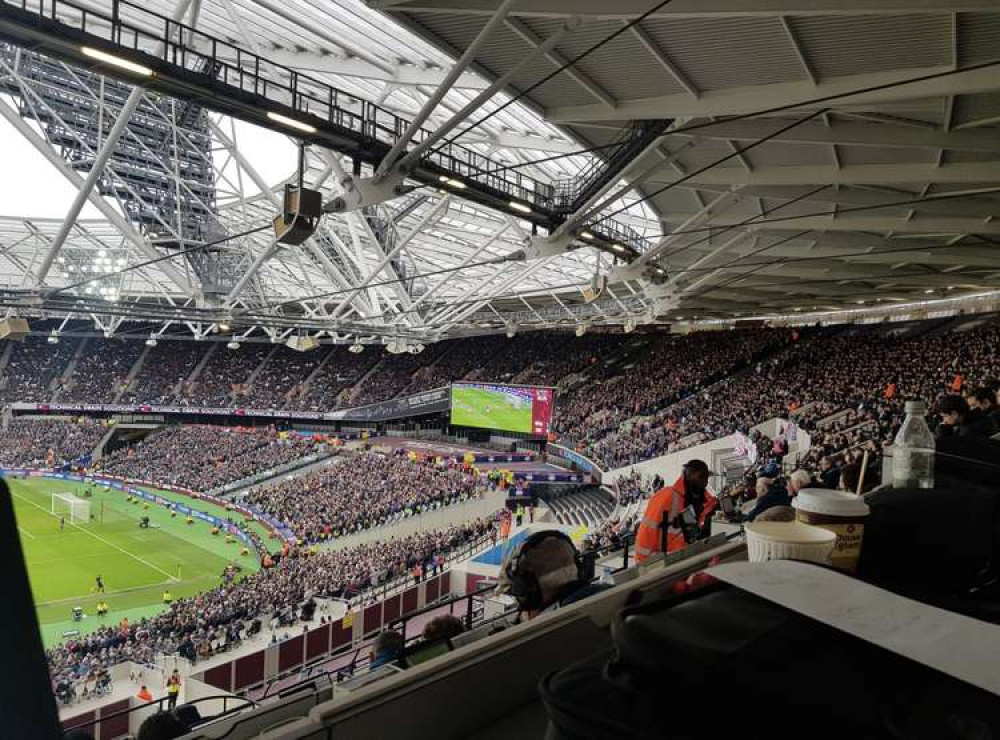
[904, 400, 927, 415]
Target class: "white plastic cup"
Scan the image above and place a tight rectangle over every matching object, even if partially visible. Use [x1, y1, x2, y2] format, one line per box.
[744, 521, 837, 565]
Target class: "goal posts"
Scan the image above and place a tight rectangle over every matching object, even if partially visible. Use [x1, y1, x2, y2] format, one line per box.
[51, 492, 90, 524]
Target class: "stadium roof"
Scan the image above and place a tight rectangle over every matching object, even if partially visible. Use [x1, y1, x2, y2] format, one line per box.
[1, 0, 999, 344]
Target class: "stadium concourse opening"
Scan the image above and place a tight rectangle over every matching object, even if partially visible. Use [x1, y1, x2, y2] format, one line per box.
[1, 0, 999, 737]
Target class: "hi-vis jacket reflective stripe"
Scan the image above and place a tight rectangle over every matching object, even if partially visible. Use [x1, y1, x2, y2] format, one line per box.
[635, 475, 717, 562]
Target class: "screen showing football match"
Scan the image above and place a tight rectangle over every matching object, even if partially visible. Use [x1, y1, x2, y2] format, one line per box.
[450, 383, 555, 435]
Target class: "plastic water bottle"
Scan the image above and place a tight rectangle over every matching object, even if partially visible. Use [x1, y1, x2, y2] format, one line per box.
[891, 400, 935, 489]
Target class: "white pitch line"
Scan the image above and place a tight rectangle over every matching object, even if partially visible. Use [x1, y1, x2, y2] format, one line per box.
[36, 578, 178, 607]
[12, 491, 178, 582]
[17, 525, 36, 540]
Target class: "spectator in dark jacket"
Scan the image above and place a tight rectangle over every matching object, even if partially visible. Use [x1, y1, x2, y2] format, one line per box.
[935, 394, 992, 438]
[966, 387, 1000, 436]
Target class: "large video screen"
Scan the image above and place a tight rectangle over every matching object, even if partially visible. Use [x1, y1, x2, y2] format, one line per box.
[450, 383, 555, 436]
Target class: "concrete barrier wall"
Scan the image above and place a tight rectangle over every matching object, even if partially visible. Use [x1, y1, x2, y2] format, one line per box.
[604, 434, 741, 489]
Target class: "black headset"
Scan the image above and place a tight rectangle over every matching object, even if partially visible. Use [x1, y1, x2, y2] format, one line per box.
[502, 530, 584, 613]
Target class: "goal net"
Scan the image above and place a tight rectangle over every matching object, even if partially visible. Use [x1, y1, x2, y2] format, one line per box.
[52, 492, 90, 524]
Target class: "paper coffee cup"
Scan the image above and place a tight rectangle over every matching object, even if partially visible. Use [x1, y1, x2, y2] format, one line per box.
[792, 489, 870, 573]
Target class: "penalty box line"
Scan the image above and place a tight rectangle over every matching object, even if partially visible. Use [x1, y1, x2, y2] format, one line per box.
[13, 490, 180, 583]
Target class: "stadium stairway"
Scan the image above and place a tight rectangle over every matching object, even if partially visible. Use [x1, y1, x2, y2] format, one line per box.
[238, 345, 281, 405]
[542, 487, 614, 530]
[295, 347, 342, 407]
[182, 344, 219, 400]
[0, 339, 14, 379]
[212, 448, 343, 499]
[343, 354, 388, 405]
[50, 337, 87, 402]
[114, 342, 154, 403]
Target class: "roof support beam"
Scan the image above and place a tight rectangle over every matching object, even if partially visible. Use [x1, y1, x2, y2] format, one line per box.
[0, 97, 195, 298]
[35, 87, 144, 285]
[225, 239, 279, 304]
[396, 16, 580, 172]
[208, 122, 373, 316]
[402, 219, 511, 319]
[374, 0, 1000, 18]
[735, 216, 1000, 235]
[263, 49, 488, 90]
[373, 0, 518, 182]
[330, 196, 451, 319]
[548, 65, 1000, 122]
[666, 117, 1000, 151]
[777, 16, 817, 85]
[505, 16, 617, 109]
[625, 21, 699, 97]
[680, 184, 1000, 219]
[647, 161, 1000, 187]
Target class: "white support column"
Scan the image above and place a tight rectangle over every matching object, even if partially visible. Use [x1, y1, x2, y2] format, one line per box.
[637, 190, 741, 267]
[330, 197, 451, 319]
[396, 18, 581, 172]
[225, 239, 280, 303]
[371, 0, 518, 183]
[0, 97, 195, 297]
[35, 87, 144, 285]
[402, 220, 512, 319]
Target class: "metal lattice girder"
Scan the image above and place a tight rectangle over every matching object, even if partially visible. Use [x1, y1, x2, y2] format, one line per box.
[0, 0, 647, 258]
[1, 0, 999, 335]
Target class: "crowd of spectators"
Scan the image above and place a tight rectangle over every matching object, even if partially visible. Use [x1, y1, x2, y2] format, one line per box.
[243, 450, 486, 543]
[5, 321, 998, 478]
[99, 425, 319, 492]
[0, 418, 106, 468]
[119, 342, 205, 405]
[511, 332, 634, 388]
[556, 329, 789, 466]
[60, 339, 144, 403]
[0, 336, 79, 404]
[46, 516, 498, 692]
[403, 336, 504, 396]
[348, 345, 447, 407]
[295, 348, 381, 411]
[248, 346, 327, 409]
[1, 330, 638, 411]
[179, 344, 271, 407]
[581, 323, 998, 475]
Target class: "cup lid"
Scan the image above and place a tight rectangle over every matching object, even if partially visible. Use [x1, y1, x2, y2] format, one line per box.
[792, 488, 870, 517]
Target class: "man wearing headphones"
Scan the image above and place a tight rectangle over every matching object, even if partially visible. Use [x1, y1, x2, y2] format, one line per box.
[496, 530, 607, 618]
[635, 459, 718, 563]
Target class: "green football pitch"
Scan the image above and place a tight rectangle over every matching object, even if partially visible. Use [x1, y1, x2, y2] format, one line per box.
[8, 476, 266, 648]
[452, 386, 531, 433]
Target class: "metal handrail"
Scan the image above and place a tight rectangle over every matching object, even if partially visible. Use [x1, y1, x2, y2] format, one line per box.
[62, 694, 258, 736]
[0, 0, 665, 255]
[5, 0, 555, 209]
[346, 530, 495, 610]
